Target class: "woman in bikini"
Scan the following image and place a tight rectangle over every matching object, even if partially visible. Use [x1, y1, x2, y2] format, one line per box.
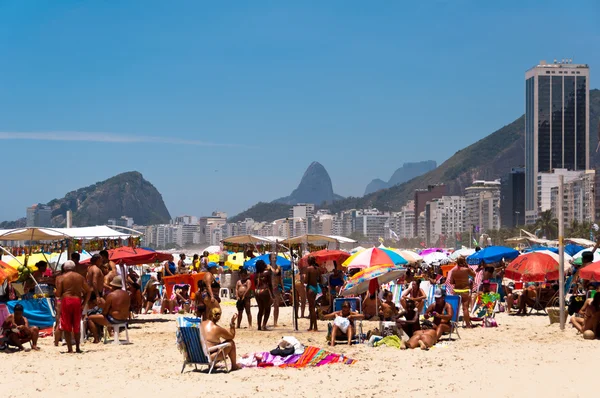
[254, 259, 274, 331]
[202, 263, 222, 318]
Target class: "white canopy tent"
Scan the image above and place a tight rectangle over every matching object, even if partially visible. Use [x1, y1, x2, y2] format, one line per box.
[0, 225, 136, 241]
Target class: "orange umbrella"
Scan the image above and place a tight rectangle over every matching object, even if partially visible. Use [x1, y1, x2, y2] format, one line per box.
[0, 260, 18, 284]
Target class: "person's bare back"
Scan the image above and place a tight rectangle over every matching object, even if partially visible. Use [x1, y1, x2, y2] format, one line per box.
[306, 266, 320, 288]
[105, 289, 131, 321]
[87, 265, 104, 297]
[58, 271, 88, 298]
[450, 267, 473, 290]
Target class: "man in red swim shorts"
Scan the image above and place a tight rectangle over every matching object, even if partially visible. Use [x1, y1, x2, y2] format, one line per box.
[55, 260, 91, 353]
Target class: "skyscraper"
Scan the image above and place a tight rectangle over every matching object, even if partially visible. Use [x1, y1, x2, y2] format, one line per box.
[524, 60, 590, 224]
[26, 204, 52, 227]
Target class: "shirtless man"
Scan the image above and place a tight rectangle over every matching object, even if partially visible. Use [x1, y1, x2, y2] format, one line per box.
[55, 260, 91, 353]
[269, 252, 284, 327]
[201, 307, 241, 371]
[397, 298, 420, 338]
[142, 276, 161, 314]
[235, 269, 252, 328]
[86, 254, 105, 303]
[2, 303, 40, 351]
[449, 257, 476, 328]
[362, 292, 378, 320]
[88, 276, 131, 343]
[323, 301, 364, 346]
[401, 279, 427, 313]
[72, 252, 87, 279]
[424, 288, 453, 340]
[294, 271, 307, 319]
[305, 257, 322, 331]
[570, 294, 600, 335]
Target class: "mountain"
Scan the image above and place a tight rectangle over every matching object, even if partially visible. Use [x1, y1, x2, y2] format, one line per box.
[274, 161, 343, 205]
[1, 172, 172, 227]
[364, 160, 437, 195]
[228, 202, 291, 224]
[231, 89, 600, 220]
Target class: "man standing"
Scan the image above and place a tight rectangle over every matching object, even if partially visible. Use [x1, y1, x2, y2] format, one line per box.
[449, 257, 476, 328]
[55, 260, 91, 353]
[86, 254, 105, 302]
[305, 257, 321, 332]
[72, 252, 87, 278]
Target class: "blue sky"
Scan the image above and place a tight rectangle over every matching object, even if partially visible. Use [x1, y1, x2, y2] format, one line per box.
[0, 1, 598, 222]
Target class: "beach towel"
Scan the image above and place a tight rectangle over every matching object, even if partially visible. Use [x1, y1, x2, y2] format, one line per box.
[374, 335, 403, 349]
[241, 346, 357, 368]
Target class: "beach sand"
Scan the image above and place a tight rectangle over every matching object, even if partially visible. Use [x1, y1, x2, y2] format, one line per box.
[2, 301, 597, 398]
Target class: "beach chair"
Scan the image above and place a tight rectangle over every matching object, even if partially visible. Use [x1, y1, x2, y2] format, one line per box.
[391, 284, 404, 308]
[103, 321, 130, 345]
[444, 295, 461, 340]
[176, 316, 231, 374]
[332, 298, 363, 344]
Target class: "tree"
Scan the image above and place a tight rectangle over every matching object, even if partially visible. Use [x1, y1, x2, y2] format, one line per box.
[535, 210, 558, 239]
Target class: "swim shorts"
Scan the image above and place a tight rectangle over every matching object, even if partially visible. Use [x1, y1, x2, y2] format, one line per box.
[60, 296, 82, 333]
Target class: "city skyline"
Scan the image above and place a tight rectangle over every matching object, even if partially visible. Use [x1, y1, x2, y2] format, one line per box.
[1, 2, 598, 222]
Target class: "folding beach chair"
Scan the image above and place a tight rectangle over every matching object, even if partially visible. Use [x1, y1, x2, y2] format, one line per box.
[332, 298, 364, 344]
[443, 295, 461, 340]
[176, 316, 231, 374]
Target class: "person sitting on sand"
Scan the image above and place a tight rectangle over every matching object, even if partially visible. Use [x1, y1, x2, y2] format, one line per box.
[397, 298, 420, 338]
[2, 303, 40, 351]
[424, 288, 453, 340]
[380, 290, 398, 321]
[401, 279, 427, 313]
[200, 307, 241, 371]
[194, 279, 207, 319]
[235, 269, 252, 328]
[142, 276, 161, 314]
[88, 276, 131, 343]
[570, 293, 600, 336]
[362, 292, 379, 320]
[323, 301, 364, 346]
[174, 285, 191, 313]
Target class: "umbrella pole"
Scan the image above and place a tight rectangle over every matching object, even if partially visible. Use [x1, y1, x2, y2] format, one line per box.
[291, 244, 298, 331]
[0, 245, 23, 266]
[558, 175, 565, 331]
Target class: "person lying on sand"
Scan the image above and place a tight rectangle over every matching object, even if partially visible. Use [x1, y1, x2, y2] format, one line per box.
[405, 329, 439, 350]
[323, 301, 364, 346]
[2, 303, 40, 351]
[201, 308, 241, 371]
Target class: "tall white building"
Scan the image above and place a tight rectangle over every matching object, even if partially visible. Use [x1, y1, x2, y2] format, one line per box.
[354, 209, 391, 243]
[550, 170, 596, 227]
[427, 196, 466, 246]
[525, 60, 590, 223]
[390, 201, 416, 239]
[465, 180, 501, 233]
[537, 169, 584, 213]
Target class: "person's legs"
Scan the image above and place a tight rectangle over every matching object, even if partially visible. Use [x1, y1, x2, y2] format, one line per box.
[570, 316, 584, 333]
[30, 326, 39, 350]
[400, 298, 407, 311]
[262, 295, 272, 330]
[7, 333, 26, 350]
[406, 331, 423, 349]
[462, 293, 472, 327]
[244, 298, 252, 328]
[436, 324, 450, 340]
[88, 314, 109, 343]
[417, 300, 425, 314]
[347, 324, 354, 345]
[273, 289, 280, 327]
[307, 288, 317, 331]
[330, 324, 339, 346]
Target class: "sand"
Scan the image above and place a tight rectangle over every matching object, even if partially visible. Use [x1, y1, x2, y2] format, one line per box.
[2, 301, 597, 398]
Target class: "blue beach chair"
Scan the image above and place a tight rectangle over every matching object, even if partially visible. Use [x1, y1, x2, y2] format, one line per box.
[176, 316, 231, 374]
[443, 295, 461, 340]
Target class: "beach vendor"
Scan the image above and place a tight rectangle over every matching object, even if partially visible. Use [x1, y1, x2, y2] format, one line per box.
[424, 288, 453, 340]
[449, 257, 476, 328]
[323, 301, 364, 346]
[2, 303, 40, 351]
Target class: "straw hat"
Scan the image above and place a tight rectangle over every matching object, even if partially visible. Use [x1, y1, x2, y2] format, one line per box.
[110, 276, 123, 288]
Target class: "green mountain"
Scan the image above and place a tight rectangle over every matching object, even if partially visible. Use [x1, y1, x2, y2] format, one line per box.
[232, 89, 599, 219]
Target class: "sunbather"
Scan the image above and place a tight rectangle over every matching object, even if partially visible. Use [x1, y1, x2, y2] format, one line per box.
[397, 298, 420, 338]
[323, 301, 364, 346]
[449, 257, 476, 328]
[570, 293, 600, 336]
[201, 307, 241, 371]
[406, 329, 439, 350]
[2, 303, 39, 351]
[401, 279, 427, 314]
[424, 288, 453, 340]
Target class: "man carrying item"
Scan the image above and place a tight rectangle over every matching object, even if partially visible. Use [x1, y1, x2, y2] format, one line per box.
[323, 301, 364, 346]
[88, 276, 131, 343]
[2, 303, 40, 351]
[424, 288, 453, 340]
[449, 257, 475, 328]
[55, 260, 91, 353]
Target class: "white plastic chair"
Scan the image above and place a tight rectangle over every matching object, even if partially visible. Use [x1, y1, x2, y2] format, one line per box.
[103, 322, 130, 345]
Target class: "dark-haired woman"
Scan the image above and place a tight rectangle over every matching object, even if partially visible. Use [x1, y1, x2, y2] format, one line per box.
[255, 260, 273, 331]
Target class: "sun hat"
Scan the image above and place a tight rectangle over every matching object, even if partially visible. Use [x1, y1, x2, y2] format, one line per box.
[110, 275, 123, 288]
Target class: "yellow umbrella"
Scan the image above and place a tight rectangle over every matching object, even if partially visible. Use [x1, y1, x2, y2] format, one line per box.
[341, 250, 363, 267]
[225, 252, 247, 271]
[208, 253, 221, 263]
[5, 253, 52, 271]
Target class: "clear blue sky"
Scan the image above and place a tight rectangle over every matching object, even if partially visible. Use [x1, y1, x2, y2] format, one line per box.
[1, 0, 598, 222]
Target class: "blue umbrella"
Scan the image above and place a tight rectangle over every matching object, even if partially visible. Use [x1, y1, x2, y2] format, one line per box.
[467, 246, 520, 265]
[244, 254, 292, 273]
[524, 246, 559, 254]
[565, 244, 584, 257]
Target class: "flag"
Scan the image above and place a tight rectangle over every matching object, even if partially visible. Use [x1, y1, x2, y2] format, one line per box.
[389, 229, 399, 242]
[472, 237, 478, 246]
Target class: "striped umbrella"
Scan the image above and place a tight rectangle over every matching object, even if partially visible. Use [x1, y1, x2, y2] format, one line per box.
[342, 247, 407, 270]
[340, 264, 406, 296]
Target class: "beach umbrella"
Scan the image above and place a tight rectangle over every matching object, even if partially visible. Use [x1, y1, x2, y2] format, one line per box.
[504, 252, 568, 282]
[565, 244, 585, 257]
[466, 246, 520, 265]
[350, 246, 366, 254]
[394, 250, 423, 263]
[342, 247, 407, 270]
[4, 253, 53, 271]
[532, 249, 572, 264]
[0, 260, 18, 284]
[244, 254, 291, 273]
[224, 252, 247, 271]
[450, 248, 475, 260]
[420, 248, 448, 256]
[202, 245, 222, 254]
[572, 249, 600, 262]
[298, 249, 350, 269]
[579, 261, 600, 282]
[81, 247, 172, 266]
[340, 264, 407, 296]
[422, 251, 451, 266]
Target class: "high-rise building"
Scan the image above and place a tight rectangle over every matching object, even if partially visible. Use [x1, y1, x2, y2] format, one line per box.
[290, 204, 315, 234]
[550, 170, 596, 228]
[414, 185, 447, 235]
[26, 204, 52, 227]
[501, 168, 525, 228]
[354, 209, 391, 243]
[390, 201, 416, 239]
[427, 196, 466, 247]
[465, 180, 501, 233]
[537, 169, 584, 214]
[525, 60, 590, 224]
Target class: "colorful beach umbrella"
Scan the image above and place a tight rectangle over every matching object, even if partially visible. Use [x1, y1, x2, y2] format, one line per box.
[466, 246, 520, 265]
[420, 248, 448, 256]
[298, 250, 351, 269]
[340, 264, 406, 296]
[394, 250, 423, 263]
[580, 261, 600, 282]
[504, 252, 567, 282]
[0, 260, 18, 284]
[81, 247, 171, 266]
[342, 247, 407, 270]
[244, 253, 291, 273]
